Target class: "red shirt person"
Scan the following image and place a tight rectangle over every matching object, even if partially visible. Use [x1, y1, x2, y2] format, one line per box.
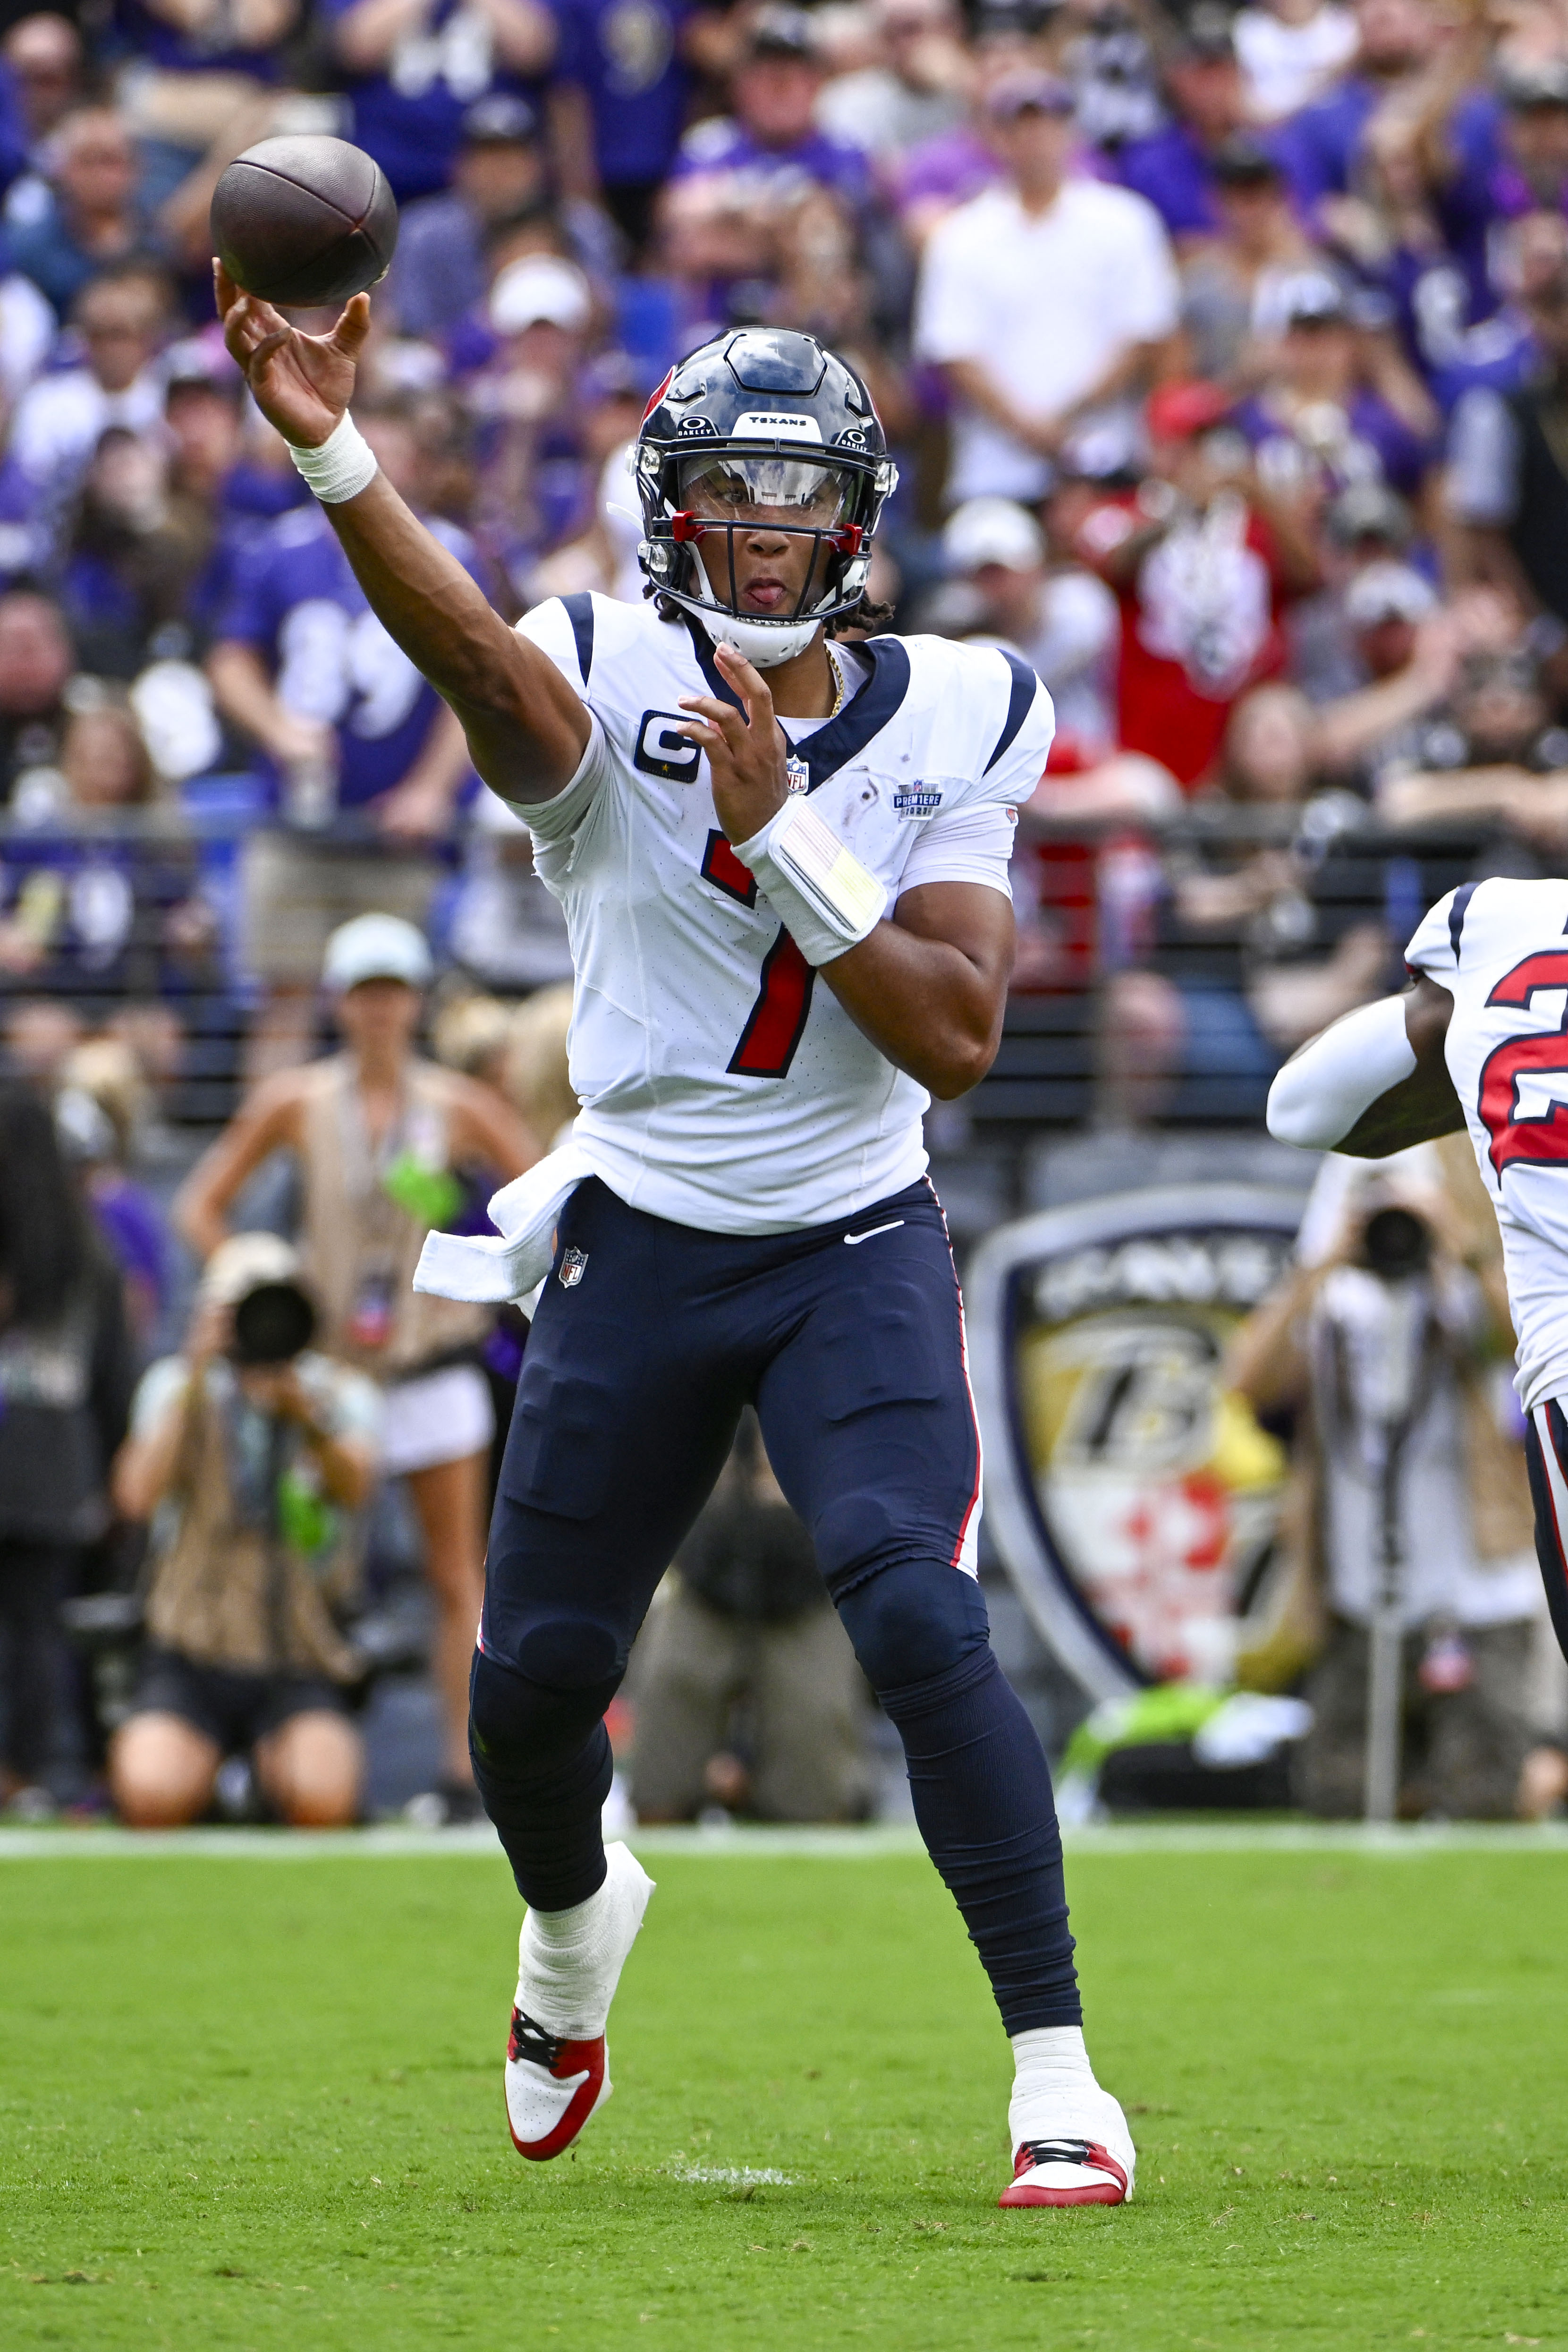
[1076, 379, 1320, 786]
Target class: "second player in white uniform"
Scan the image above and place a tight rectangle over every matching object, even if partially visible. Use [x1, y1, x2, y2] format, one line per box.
[1269, 872, 1568, 1660]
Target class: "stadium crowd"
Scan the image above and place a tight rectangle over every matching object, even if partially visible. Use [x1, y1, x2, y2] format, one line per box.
[6, 0, 1568, 1823]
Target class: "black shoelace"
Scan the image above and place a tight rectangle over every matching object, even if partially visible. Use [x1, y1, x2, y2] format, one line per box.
[508, 2007, 563, 2069]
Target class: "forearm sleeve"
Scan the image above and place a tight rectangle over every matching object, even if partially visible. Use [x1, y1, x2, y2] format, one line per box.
[1266, 995, 1417, 1151]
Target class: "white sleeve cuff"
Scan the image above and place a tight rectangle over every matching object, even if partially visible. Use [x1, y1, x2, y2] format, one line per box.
[734, 795, 888, 968]
[510, 711, 611, 844]
[1267, 995, 1417, 1151]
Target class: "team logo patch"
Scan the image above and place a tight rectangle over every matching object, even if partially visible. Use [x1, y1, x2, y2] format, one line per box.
[893, 783, 942, 817]
[785, 753, 810, 795]
[559, 1247, 589, 1289]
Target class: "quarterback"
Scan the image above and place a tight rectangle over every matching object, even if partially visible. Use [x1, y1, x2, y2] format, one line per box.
[1268, 875, 1568, 1662]
[217, 266, 1134, 2210]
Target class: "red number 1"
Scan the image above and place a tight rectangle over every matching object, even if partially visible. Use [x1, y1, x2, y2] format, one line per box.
[701, 829, 816, 1078]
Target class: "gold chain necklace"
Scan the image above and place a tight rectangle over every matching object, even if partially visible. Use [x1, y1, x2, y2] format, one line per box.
[825, 643, 846, 719]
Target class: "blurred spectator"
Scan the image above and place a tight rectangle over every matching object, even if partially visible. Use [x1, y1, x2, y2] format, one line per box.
[467, 251, 597, 588]
[0, 586, 71, 799]
[551, 0, 708, 254]
[1076, 378, 1320, 786]
[0, 15, 85, 168]
[0, 1081, 134, 1815]
[1275, 0, 1443, 228]
[109, 1233, 378, 1830]
[1178, 136, 1319, 386]
[0, 690, 222, 1016]
[175, 913, 537, 1819]
[1234, 0, 1358, 125]
[1232, 270, 1436, 505]
[1448, 258, 1568, 627]
[671, 8, 872, 219]
[1098, 682, 1386, 1123]
[8, 266, 170, 527]
[1375, 634, 1568, 852]
[54, 1034, 170, 1350]
[815, 0, 970, 167]
[630, 1413, 870, 1824]
[388, 93, 551, 340]
[935, 494, 1119, 757]
[915, 68, 1180, 504]
[207, 402, 484, 1067]
[1230, 1156, 1539, 1818]
[6, 106, 166, 319]
[328, 0, 559, 203]
[1112, 6, 1259, 248]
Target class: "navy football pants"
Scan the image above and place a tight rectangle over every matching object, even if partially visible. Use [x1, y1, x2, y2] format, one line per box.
[470, 1176, 1081, 2034]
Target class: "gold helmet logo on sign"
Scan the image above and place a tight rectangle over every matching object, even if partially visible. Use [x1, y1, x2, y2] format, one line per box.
[966, 1188, 1302, 1701]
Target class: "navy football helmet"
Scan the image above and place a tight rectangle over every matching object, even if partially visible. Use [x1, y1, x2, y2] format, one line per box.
[635, 328, 898, 665]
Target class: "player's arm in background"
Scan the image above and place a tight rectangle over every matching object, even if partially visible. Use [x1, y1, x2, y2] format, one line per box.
[1265, 974, 1462, 1157]
[213, 271, 589, 804]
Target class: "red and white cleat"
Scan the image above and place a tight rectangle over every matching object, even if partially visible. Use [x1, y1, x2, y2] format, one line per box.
[503, 1841, 654, 2162]
[504, 2009, 611, 2161]
[998, 2136, 1131, 2208]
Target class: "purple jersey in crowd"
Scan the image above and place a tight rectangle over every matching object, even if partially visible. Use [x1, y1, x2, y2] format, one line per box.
[552, 0, 690, 188]
[215, 503, 483, 812]
[670, 114, 872, 214]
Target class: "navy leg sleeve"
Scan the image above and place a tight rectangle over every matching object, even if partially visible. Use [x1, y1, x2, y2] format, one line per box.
[839, 1562, 1081, 2035]
[469, 1647, 618, 1912]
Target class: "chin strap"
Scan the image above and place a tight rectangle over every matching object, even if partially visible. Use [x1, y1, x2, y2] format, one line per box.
[694, 602, 822, 670]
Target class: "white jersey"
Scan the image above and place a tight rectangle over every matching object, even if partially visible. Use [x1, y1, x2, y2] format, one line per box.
[509, 592, 1053, 1234]
[1406, 875, 1568, 1413]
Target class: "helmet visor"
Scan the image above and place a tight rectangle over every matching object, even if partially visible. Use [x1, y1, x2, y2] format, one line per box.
[678, 453, 852, 525]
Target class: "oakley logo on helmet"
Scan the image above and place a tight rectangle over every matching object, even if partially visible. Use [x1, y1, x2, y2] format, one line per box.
[733, 411, 824, 442]
[677, 415, 719, 437]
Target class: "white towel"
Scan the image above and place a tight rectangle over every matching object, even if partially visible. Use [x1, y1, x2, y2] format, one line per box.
[413, 1138, 591, 1304]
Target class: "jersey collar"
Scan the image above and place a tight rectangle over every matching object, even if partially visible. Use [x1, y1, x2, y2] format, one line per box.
[683, 617, 912, 793]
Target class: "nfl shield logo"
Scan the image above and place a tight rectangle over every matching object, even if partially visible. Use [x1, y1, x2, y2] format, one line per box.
[785, 752, 810, 795]
[559, 1246, 589, 1289]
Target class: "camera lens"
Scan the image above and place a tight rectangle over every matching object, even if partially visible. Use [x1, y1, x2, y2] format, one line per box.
[1362, 1205, 1431, 1280]
[230, 1280, 317, 1366]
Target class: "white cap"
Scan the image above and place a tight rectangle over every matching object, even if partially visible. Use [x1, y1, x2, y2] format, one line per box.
[942, 497, 1045, 575]
[1343, 560, 1437, 630]
[489, 255, 593, 336]
[322, 912, 433, 993]
[201, 1231, 302, 1307]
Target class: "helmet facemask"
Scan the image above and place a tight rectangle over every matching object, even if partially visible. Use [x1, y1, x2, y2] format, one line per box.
[659, 452, 873, 665]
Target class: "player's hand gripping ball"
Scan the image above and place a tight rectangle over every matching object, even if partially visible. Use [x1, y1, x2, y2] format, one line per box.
[210, 135, 398, 308]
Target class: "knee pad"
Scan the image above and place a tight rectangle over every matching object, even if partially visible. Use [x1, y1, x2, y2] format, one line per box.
[837, 1561, 990, 1696]
[469, 1642, 618, 1775]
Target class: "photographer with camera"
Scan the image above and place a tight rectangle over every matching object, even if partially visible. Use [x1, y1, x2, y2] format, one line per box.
[1230, 1147, 1540, 1818]
[109, 1235, 382, 1830]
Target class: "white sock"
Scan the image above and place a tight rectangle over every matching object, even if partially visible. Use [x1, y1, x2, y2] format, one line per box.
[516, 1845, 652, 2040]
[1009, 2026, 1099, 2145]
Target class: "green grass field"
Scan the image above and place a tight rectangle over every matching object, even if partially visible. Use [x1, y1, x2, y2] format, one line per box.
[3, 1830, 1567, 2352]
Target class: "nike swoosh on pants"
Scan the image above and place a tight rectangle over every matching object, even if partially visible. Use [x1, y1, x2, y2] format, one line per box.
[844, 1220, 905, 1245]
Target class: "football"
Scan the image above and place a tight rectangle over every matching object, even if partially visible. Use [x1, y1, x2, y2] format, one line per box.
[210, 134, 398, 309]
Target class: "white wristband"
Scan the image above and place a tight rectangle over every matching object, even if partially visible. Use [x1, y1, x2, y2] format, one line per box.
[1267, 994, 1416, 1150]
[734, 794, 888, 968]
[288, 413, 379, 504]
